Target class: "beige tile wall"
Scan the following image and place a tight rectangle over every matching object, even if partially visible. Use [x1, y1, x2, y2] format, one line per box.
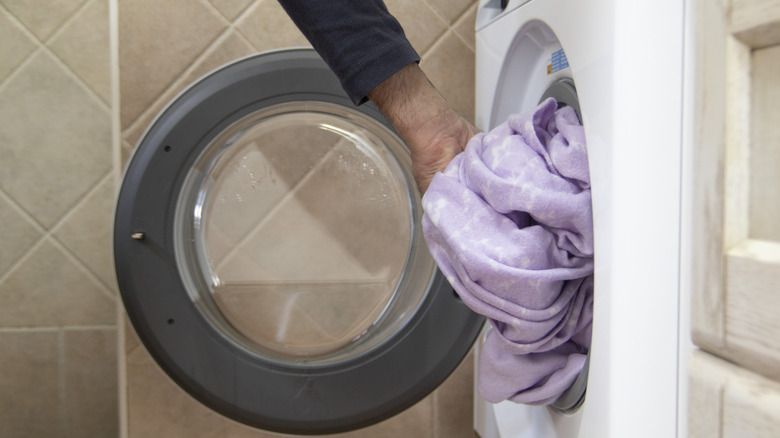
[118, 0, 478, 436]
[0, 0, 117, 436]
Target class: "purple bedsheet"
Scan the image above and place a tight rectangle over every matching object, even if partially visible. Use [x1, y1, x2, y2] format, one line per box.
[422, 98, 594, 405]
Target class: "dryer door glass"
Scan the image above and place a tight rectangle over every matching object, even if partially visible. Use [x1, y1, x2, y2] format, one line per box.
[173, 101, 435, 365]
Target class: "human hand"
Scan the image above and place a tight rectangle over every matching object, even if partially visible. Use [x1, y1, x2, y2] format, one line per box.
[368, 63, 479, 193]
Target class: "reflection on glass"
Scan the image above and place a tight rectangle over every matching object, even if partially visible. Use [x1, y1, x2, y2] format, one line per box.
[175, 102, 433, 362]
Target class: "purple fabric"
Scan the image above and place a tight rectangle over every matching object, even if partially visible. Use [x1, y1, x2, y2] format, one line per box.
[422, 98, 594, 405]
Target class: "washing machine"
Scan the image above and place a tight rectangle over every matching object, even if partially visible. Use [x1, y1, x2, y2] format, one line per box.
[473, 0, 691, 437]
[113, 49, 484, 435]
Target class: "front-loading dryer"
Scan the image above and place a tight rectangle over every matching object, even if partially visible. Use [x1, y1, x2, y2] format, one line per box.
[474, 0, 689, 437]
[113, 48, 483, 435]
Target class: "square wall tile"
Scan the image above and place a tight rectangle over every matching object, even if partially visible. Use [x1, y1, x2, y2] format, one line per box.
[386, 0, 447, 54]
[0, 238, 115, 327]
[0, 0, 85, 41]
[49, 0, 111, 104]
[118, 0, 227, 129]
[0, 330, 62, 438]
[235, 0, 310, 53]
[421, 31, 475, 123]
[0, 50, 111, 229]
[122, 29, 256, 146]
[453, 4, 477, 51]
[63, 328, 118, 437]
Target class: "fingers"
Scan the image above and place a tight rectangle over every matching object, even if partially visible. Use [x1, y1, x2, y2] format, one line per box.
[410, 114, 476, 193]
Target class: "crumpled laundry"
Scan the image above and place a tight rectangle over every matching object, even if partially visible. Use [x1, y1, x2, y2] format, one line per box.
[422, 98, 594, 405]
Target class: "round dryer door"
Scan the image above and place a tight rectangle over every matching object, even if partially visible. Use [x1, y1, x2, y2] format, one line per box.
[114, 49, 483, 435]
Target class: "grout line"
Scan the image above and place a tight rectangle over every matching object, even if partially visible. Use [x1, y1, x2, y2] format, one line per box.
[419, 7, 459, 60]
[110, 0, 122, 192]
[0, 228, 117, 303]
[48, 172, 120, 297]
[49, 170, 113, 233]
[58, 327, 67, 434]
[232, 28, 259, 54]
[0, 6, 43, 90]
[0, 38, 111, 115]
[41, 43, 112, 112]
[450, 3, 478, 52]
[117, 296, 129, 438]
[233, 26, 257, 52]
[48, 233, 118, 302]
[43, 0, 94, 45]
[44, 171, 116, 294]
[0, 2, 45, 46]
[63, 325, 118, 331]
[53, 171, 113, 229]
[120, 139, 133, 165]
[717, 384, 725, 436]
[0, 43, 111, 114]
[45, 0, 114, 109]
[0, 187, 45, 278]
[109, 2, 128, 435]
[420, 0, 454, 32]
[198, 0, 233, 27]
[0, 216, 48, 287]
[416, 2, 453, 59]
[453, 1, 479, 27]
[231, 0, 261, 43]
[421, 28, 452, 61]
[231, 0, 263, 30]
[419, 1, 477, 61]
[0, 187, 47, 235]
[0, 326, 61, 333]
[48, 49, 112, 109]
[0, 325, 117, 333]
[122, 314, 142, 360]
[0, 46, 42, 95]
[432, 390, 441, 438]
[0, 171, 118, 299]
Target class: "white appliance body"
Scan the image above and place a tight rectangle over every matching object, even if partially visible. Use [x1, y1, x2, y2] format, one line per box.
[474, 0, 691, 436]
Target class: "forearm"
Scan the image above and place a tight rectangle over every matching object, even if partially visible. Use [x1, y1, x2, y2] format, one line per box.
[368, 63, 451, 140]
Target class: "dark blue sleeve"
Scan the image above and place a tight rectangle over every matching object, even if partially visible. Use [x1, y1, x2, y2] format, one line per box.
[278, 0, 420, 105]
